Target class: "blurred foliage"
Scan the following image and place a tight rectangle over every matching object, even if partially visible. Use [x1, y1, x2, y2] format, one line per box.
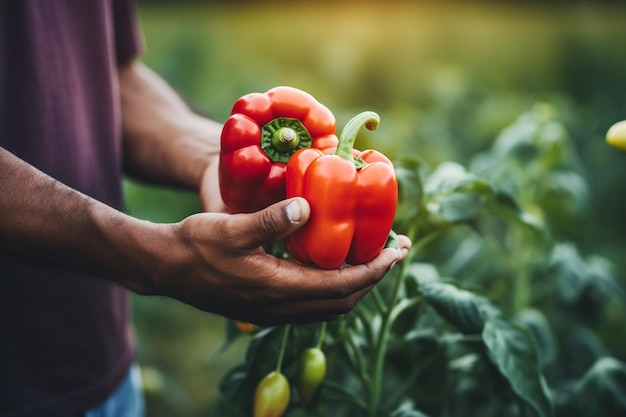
[124, 1, 626, 416]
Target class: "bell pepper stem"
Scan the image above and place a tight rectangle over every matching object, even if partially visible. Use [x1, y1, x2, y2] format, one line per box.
[335, 111, 380, 163]
[262, 117, 313, 162]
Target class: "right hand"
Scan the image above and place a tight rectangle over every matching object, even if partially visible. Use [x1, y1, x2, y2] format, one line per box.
[141, 197, 410, 326]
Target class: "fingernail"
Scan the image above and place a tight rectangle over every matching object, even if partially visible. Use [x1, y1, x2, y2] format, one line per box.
[285, 200, 302, 224]
[400, 247, 409, 258]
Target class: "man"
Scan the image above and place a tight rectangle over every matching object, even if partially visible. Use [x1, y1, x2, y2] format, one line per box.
[0, 1, 410, 416]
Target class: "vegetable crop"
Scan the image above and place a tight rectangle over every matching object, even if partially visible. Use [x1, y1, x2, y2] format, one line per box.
[606, 120, 626, 153]
[219, 86, 337, 213]
[215, 105, 626, 417]
[286, 111, 397, 269]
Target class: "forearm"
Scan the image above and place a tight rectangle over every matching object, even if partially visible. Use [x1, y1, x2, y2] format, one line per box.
[119, 60, 222, 190]
[0, 147, 410, 324]
[0, 147, 170, 293]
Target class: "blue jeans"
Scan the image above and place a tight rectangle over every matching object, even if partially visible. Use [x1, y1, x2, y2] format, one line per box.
[82, 364, 145, 417]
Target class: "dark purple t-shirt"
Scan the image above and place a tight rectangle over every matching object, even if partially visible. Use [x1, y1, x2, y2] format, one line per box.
[0, 1, 142, 415]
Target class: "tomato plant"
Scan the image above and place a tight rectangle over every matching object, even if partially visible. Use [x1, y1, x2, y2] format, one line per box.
[213, 105, 626, 417]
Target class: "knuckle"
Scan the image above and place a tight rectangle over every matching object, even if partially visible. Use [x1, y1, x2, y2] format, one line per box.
[257, 207, 285, 238]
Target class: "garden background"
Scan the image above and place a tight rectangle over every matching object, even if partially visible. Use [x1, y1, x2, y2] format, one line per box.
[126, 1, 626, 415]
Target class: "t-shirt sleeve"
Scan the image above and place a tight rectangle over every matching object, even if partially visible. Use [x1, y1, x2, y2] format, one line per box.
[112, 0, 144, 65]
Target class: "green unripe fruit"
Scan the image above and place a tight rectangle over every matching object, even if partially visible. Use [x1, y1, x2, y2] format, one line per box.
[254, 371, 290, 417]
[295, 347, 326, 404]
[607, 120, 626, 153]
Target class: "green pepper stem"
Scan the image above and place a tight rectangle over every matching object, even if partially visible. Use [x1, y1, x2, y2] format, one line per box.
[262, 117, 312, 162]
[272, 127, 298, 152]
[335, 111, 380, 162]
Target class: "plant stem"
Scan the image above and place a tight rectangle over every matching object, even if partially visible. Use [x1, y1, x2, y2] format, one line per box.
[316, 321, 327, 349]
[372, 287, 388, 315]
[340, 319, 371, 387]
[334, 111, 380, 162]
[275, 324, 291, 372]
[510, 228, 532, 313]
[381, 349, 438, 412]
[367, 231, 434, 417]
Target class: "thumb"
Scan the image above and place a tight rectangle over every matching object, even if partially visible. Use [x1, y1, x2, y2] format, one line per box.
[231, 197, 310, 250]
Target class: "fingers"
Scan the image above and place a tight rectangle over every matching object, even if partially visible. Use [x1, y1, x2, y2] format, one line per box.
[185, 203, 412, 325]
[223, 242, 411, 326]
[199, 157, 226, 213]
[225, 197, 311, 250]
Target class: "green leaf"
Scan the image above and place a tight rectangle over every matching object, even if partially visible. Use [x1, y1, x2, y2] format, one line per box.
[391, 408, 431, 417]
[420, 282, 553, 416]
[537, 170, 589, 214]
[487, 189, 548, 238]
[385, 229, 400, 250]
[514, 309, 557, 369]
[555, 357, 626, 417]
[482, 317, 554, 417]
[428, 191, 484, 223]
[422, 161, 547, 239]
[548, 243, 587, 302]
[219, 364, 251, 415]
[420, 281, 499, 334]
[424, 162, 480, 195]
[548, 243, 625, 306]
[405, 262, 440, 298]
[394, 157, 425, 231]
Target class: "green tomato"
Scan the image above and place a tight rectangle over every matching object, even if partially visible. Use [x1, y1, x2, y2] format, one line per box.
[254, 371, 290, 417]
[607, 120, 626, 153]
[295, 347, 326, 404]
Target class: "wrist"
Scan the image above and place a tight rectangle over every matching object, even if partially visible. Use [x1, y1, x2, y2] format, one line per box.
[90, 205, 180, 295]
[171, 115, 222, 190]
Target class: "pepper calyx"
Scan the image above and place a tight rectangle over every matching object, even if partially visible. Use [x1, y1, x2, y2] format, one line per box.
[262, 117, 313, 162]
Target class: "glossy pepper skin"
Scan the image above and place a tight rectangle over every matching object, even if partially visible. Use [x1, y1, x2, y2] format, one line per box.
[286, 112, 398, 269]
[294, 348, 326, 404]
[253, 371, 290, 417]
[219, 86, 338, 213]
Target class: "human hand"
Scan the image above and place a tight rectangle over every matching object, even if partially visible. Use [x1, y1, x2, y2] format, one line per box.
[146, 197, 410, 326]
[198, 150, 227, 213]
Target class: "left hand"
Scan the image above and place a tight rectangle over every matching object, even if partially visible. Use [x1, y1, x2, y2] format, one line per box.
[199, 152, 227, 213]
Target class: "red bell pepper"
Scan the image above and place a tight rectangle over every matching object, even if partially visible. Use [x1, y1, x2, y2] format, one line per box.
[285, 111, 398, 269]
[219, 86, 338, 213]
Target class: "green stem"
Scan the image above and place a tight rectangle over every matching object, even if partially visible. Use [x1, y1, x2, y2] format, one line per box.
[381, 348, 438, 412]
[261, 117, 312, 162]
[316, 321, 327, 349]
[345, 326, 372, 386]
[367, 230, 437, 417]
[354, 304, 375, 350]
[335, 111, 380, 162]
[369, 298, 418, 416]
[275, 324, 291, 372]
[508, 226, 533, 313]
[355, 302, 374, 323]
[369, 321, 387, 416]
[371, 287, 388, 315]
